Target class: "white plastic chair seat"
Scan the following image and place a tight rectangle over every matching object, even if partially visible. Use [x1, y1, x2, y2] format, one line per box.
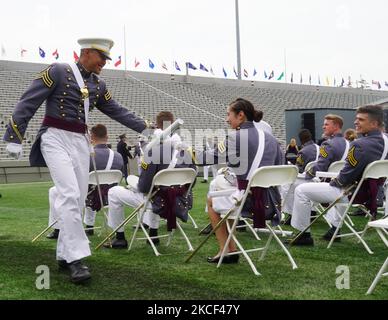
[368, 217, 388, 229]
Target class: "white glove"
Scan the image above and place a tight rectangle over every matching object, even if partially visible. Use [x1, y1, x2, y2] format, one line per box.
[6, 143, 22, 160]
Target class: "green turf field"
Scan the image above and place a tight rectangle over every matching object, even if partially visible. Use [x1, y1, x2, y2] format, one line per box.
[0, 180, 386, 300]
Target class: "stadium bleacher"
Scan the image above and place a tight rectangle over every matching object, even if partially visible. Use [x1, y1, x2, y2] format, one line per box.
[1, 59, 388, 161]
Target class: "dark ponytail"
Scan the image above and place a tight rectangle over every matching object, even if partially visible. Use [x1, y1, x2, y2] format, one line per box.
[229, 98, 263, 122]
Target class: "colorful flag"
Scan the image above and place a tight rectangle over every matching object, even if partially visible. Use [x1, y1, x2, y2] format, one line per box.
[233, 67, 238, 78]
[20, 48, 27, 57]
[222, 67, 227, 78]
[1, 44, 5, 57]
[73, 51, 79, 62]
[341, 78, 345, 87]
[175, 61, 181, 71]
[39, 47, 46, 58]
[186, 62, 196, 70]
[372, 80, 381, 89]
[134, 58, 140, 68]
[253, 68, 257, 76]
[200, 63, 209, 72]
[210, 66, 214, 75]
[385, 81, 388, 88]
[290, 73, 293, 83]
[52, 49, 59, 60]
[162, 62, 168, 71]
[268, 70, 274, 80]
[264, 71, 268, 79]
[277, 72, 284, 81]
[243, 69, 248, 78]
[114, 56, 122, 67]
[149, 59, 155, 69]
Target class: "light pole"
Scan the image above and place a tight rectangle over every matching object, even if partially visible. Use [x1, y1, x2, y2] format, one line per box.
[235, 0, 242, 80]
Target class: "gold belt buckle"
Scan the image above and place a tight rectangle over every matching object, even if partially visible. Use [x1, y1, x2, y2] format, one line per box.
[80, 87, 89, 99]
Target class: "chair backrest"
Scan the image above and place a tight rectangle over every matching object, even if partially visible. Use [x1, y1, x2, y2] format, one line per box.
[248, 165, 298, 189]
[362, 160, 388, 180]
[304, 161, 317, 173]
[89, 170, 123, 185]
[151, 168, 197, 188]
[328, 160, 346, 173]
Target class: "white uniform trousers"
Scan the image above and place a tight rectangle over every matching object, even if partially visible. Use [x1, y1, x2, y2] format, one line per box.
[203, 165, 217, 181]
[108, 186, 160, 232]
[291, 182, 348, 232]
[282, 178, 313, 215]
[84, 207, 96, 226]
[41, 127, 91, 263]
[206, 179, 238, 215]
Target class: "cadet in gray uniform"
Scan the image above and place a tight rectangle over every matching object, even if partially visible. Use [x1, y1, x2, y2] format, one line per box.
[305, 114, 349, 180]
[106, 111, 196, 248]
[193, 98, 283, 264]
[290, 105, 388, 245]
[3, 38, 151, 284]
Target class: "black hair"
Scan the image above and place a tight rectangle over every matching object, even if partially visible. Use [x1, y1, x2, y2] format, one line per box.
[229, 98, 263, 122]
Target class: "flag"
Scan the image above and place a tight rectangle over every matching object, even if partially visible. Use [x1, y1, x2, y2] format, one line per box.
[325, 76, 330, 86]
[347, 76, 352, 87]
[385, 81, 388, 88]
[52, 49, 59, 60]
[372, 80, 381, 89]
[290, 73, 293, 83]
[233, 67, 238, 78]
[334, 77, 336, 87]
[277, 72, 284, 81]
[20, 48, 27, 57]
[222, 67, 227, 78]
[162, 62, 168, 71]
[264, 71, 268, 79]
[39, 47, 46, 58]
[114, 56, 122, 67]
[175, 61, 181, 71]
[300, 74, 303, 84]
[186, 62, 196, 70]
[341, 78, 345, 87]
[309, 74, 311, 85]
[318, 75, 321, 85]
[243, 69, 248, 78]
[134, 58, 140, 68]
[210, 66, 214, 75]
[149, 59, 155, 69]
[73, 51, 79, 62]
[1, 44, 5, 57]
[268, 70, 274, 80]
[253, 68, 257, 76]
[199, 63, 208, 72]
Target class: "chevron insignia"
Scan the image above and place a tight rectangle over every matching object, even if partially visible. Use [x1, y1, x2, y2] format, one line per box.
[36, 67, 54, 88]
[141, 160, 148, 171]
[347, 146, 358, 167]
[218, 141, 226, 154]
[104, 90, 112, 101]
[319, 146, 328, 158]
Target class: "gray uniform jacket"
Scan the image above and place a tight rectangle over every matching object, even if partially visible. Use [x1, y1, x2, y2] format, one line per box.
[296, 140, 318, 173]
[195, 121, 283, 181]
[3, 62, 147, 166]
[306, 133, 347, 179]
[331, 130, 388, 188]
[91, 144, 124, 172]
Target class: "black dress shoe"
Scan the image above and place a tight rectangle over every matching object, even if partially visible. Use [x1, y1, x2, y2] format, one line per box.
[147, 228, 160, 245]
[207, 253, 239, 264]
[201, 180, 208, 183]
[58, 260, 69, 270]
[85, 226, 94, 236]
[68, 260, 91, 284]
[103, 238, 128, 249]
[282, 215, 292, 225]
[321, 227, 341, 242]
[46, 229, 59, 239]
[199, 224, 212, 235]
[286, 234, 314, 246]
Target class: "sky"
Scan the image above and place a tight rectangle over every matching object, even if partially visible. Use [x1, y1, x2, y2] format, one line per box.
[1, 0, 388, 88]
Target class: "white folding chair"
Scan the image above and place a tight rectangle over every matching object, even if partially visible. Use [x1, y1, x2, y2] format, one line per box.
[86, 169, 123, 232]
[327, 160, 388, 254]
[366, 217, 388, 294]
[218, 165, 299, 276]
[129, 168, 197, 256]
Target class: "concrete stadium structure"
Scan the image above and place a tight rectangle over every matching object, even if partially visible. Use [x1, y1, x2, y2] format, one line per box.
[1, 60, 388, 183]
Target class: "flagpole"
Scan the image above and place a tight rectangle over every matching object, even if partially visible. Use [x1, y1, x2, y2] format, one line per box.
[235, 0, 242, 80]
[123, 24, 127, 75]
[284, 48, 287, 83]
